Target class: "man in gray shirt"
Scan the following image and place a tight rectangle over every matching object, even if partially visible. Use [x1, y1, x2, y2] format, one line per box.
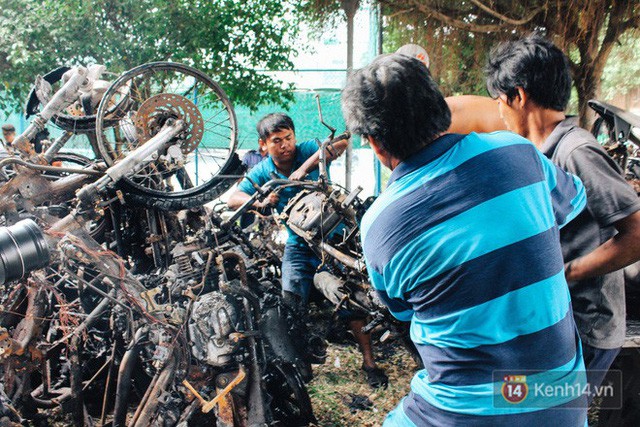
[445, 35, 640, 391]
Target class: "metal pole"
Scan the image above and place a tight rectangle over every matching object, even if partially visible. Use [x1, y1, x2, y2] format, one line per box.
[373, 0, 383, 195]
[344, 0, 358, 191]
[193, 85, 199, 185]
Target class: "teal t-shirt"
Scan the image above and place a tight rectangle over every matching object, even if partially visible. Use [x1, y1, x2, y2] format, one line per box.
[237, 139, 325, 245]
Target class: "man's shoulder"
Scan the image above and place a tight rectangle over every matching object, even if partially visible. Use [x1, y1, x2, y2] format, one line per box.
[469, 130, 533, 147]
[360, 195, 388, 242]
[298, 139, 317, 148]
[247, 156, 273, 176]
[558, 126, 597, 148]
[550, 119, 600, 160]
[242, 149, 262, 164]
[296, 139, 319, 159]
[239, 157, 274, 192]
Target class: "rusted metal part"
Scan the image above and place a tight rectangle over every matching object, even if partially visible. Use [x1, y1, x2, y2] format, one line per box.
[1, 281, 48, 417]
[42, 131, 74, 163]
[130, 351, 176, 427]
[0, 157, 103, 176]
[0, 61, 317, 427]
[48, 294, 112, 350]
[12, 282, 47, 357]
[113, 327, 147, 427]
[215, 390, 236, 427]
[0, 164, 101, 219]
[12, 67, 89, 158]
[55, 227, 168, 324]
[0, 328, 21, 358]
[182, 367, 246, 414]
[76, 119, 184, 204]
[100, 343, 117, 426]
[219, 252, 249, 288]
[69, 333, 84, 427]
[319, 241, 363, 271]
[135, 93, 203, 154]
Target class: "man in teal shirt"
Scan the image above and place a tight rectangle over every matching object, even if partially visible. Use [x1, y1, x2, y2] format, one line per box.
[228, 113, 388, 387]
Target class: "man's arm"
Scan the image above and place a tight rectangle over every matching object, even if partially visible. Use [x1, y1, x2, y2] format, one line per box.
[559, 142, 640, 281]
[227, 190, 252, 210]
[445, 95, 507, 134]
[227, 164, 278, 210]
[289, 138, 349, 181]
[566, 210, 640, 281]
[227, 190, 278, 210]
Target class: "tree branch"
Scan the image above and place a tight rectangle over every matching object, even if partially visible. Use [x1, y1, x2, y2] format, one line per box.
[388, 7, 415, 19]
[407, 0, 504, 32]
[620, 14, 640, 33]
[468, 0, 544, 26]
[594, 1, 633, 70]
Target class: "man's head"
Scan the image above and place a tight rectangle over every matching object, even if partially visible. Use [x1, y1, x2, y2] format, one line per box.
[1, 124, 15, 144]
[342, 53, 450, 164]
[485, 35, 572, 114]
[396, 44, 430, 68]
[256, 113, 297, 163]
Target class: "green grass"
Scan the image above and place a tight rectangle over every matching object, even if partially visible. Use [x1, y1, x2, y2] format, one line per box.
[307, 339, 417, 426]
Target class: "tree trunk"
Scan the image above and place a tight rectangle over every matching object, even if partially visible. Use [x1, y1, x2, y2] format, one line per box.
[573, 37, 612, 129]
[574, 64, 598, 129]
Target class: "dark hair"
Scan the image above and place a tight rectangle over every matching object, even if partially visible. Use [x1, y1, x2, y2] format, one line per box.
[485, 34, 572, 111]
[341, 53, 451, 160]
[33, 128, 50, 153]
[256, 113, 295, 141]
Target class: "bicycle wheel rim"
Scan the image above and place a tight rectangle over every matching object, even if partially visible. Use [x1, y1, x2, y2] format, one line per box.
[95, 61, 238, 201]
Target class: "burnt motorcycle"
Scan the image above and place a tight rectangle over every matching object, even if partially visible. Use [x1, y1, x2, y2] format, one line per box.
[0, 61, 313, 426]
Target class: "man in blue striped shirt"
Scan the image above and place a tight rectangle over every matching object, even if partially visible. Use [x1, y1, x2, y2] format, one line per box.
[341, 53, 589, 425]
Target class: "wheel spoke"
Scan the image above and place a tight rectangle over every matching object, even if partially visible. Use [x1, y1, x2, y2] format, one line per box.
[94, 62, 238, 209]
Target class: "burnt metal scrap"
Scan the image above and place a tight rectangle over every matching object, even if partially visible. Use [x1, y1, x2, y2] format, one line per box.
[279, 145, 414, 348]
[0, 65, 636, 426]
[0, 62, 314, 426]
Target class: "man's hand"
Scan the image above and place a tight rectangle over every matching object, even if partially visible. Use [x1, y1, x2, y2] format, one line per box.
[564, 261, 576, 282]
[289, 167, 307, 181]
[256, 192, 279, 209]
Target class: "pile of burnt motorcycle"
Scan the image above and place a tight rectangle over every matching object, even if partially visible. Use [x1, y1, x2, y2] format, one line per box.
[0, 62, 404, 427]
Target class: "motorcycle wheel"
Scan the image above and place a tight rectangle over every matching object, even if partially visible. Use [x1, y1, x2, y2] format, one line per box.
[94, 62, 240, 210]
[264, 360, 316, 426]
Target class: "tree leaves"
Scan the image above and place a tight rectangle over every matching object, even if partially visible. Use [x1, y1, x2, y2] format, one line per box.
[379, 0, 640, 124]
[0, 0, 300, 112]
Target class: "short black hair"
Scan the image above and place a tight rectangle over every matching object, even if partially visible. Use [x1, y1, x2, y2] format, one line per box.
[485, 34, 572, 111]
[341, 53, 451, 160]
[256, 113, 295, 141]
[33, 128, 50, 153]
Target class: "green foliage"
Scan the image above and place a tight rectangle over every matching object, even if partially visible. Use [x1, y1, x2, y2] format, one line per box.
[299, 0, 345, 32]
[600, 31, 640, 99]
[0, 0, 300, 112]
[383, 19, 497, 96]
[379, 0, 640, 125]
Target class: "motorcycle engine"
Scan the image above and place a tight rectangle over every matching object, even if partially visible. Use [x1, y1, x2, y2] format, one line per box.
[283, 189, 344, 241]
[188, 291, 243, 367]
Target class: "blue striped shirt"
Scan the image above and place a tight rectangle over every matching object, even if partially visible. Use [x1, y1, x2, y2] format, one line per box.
[362, 132, 589, 426]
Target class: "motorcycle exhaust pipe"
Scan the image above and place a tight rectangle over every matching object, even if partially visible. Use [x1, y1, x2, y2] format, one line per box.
[0, 219, 50, 285]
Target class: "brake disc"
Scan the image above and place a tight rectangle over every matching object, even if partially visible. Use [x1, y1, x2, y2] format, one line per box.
[134, 93, 204, 154]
